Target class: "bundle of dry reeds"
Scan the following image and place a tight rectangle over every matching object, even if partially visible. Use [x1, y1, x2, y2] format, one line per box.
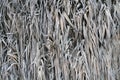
[0, 0, 120, 80]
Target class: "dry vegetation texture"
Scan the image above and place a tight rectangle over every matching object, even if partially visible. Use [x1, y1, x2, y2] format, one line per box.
[0, 0, 120, 80]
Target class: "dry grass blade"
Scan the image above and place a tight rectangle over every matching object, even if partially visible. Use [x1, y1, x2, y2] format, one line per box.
[62, 12, 74, 28]
[0, 0, 120, 80]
